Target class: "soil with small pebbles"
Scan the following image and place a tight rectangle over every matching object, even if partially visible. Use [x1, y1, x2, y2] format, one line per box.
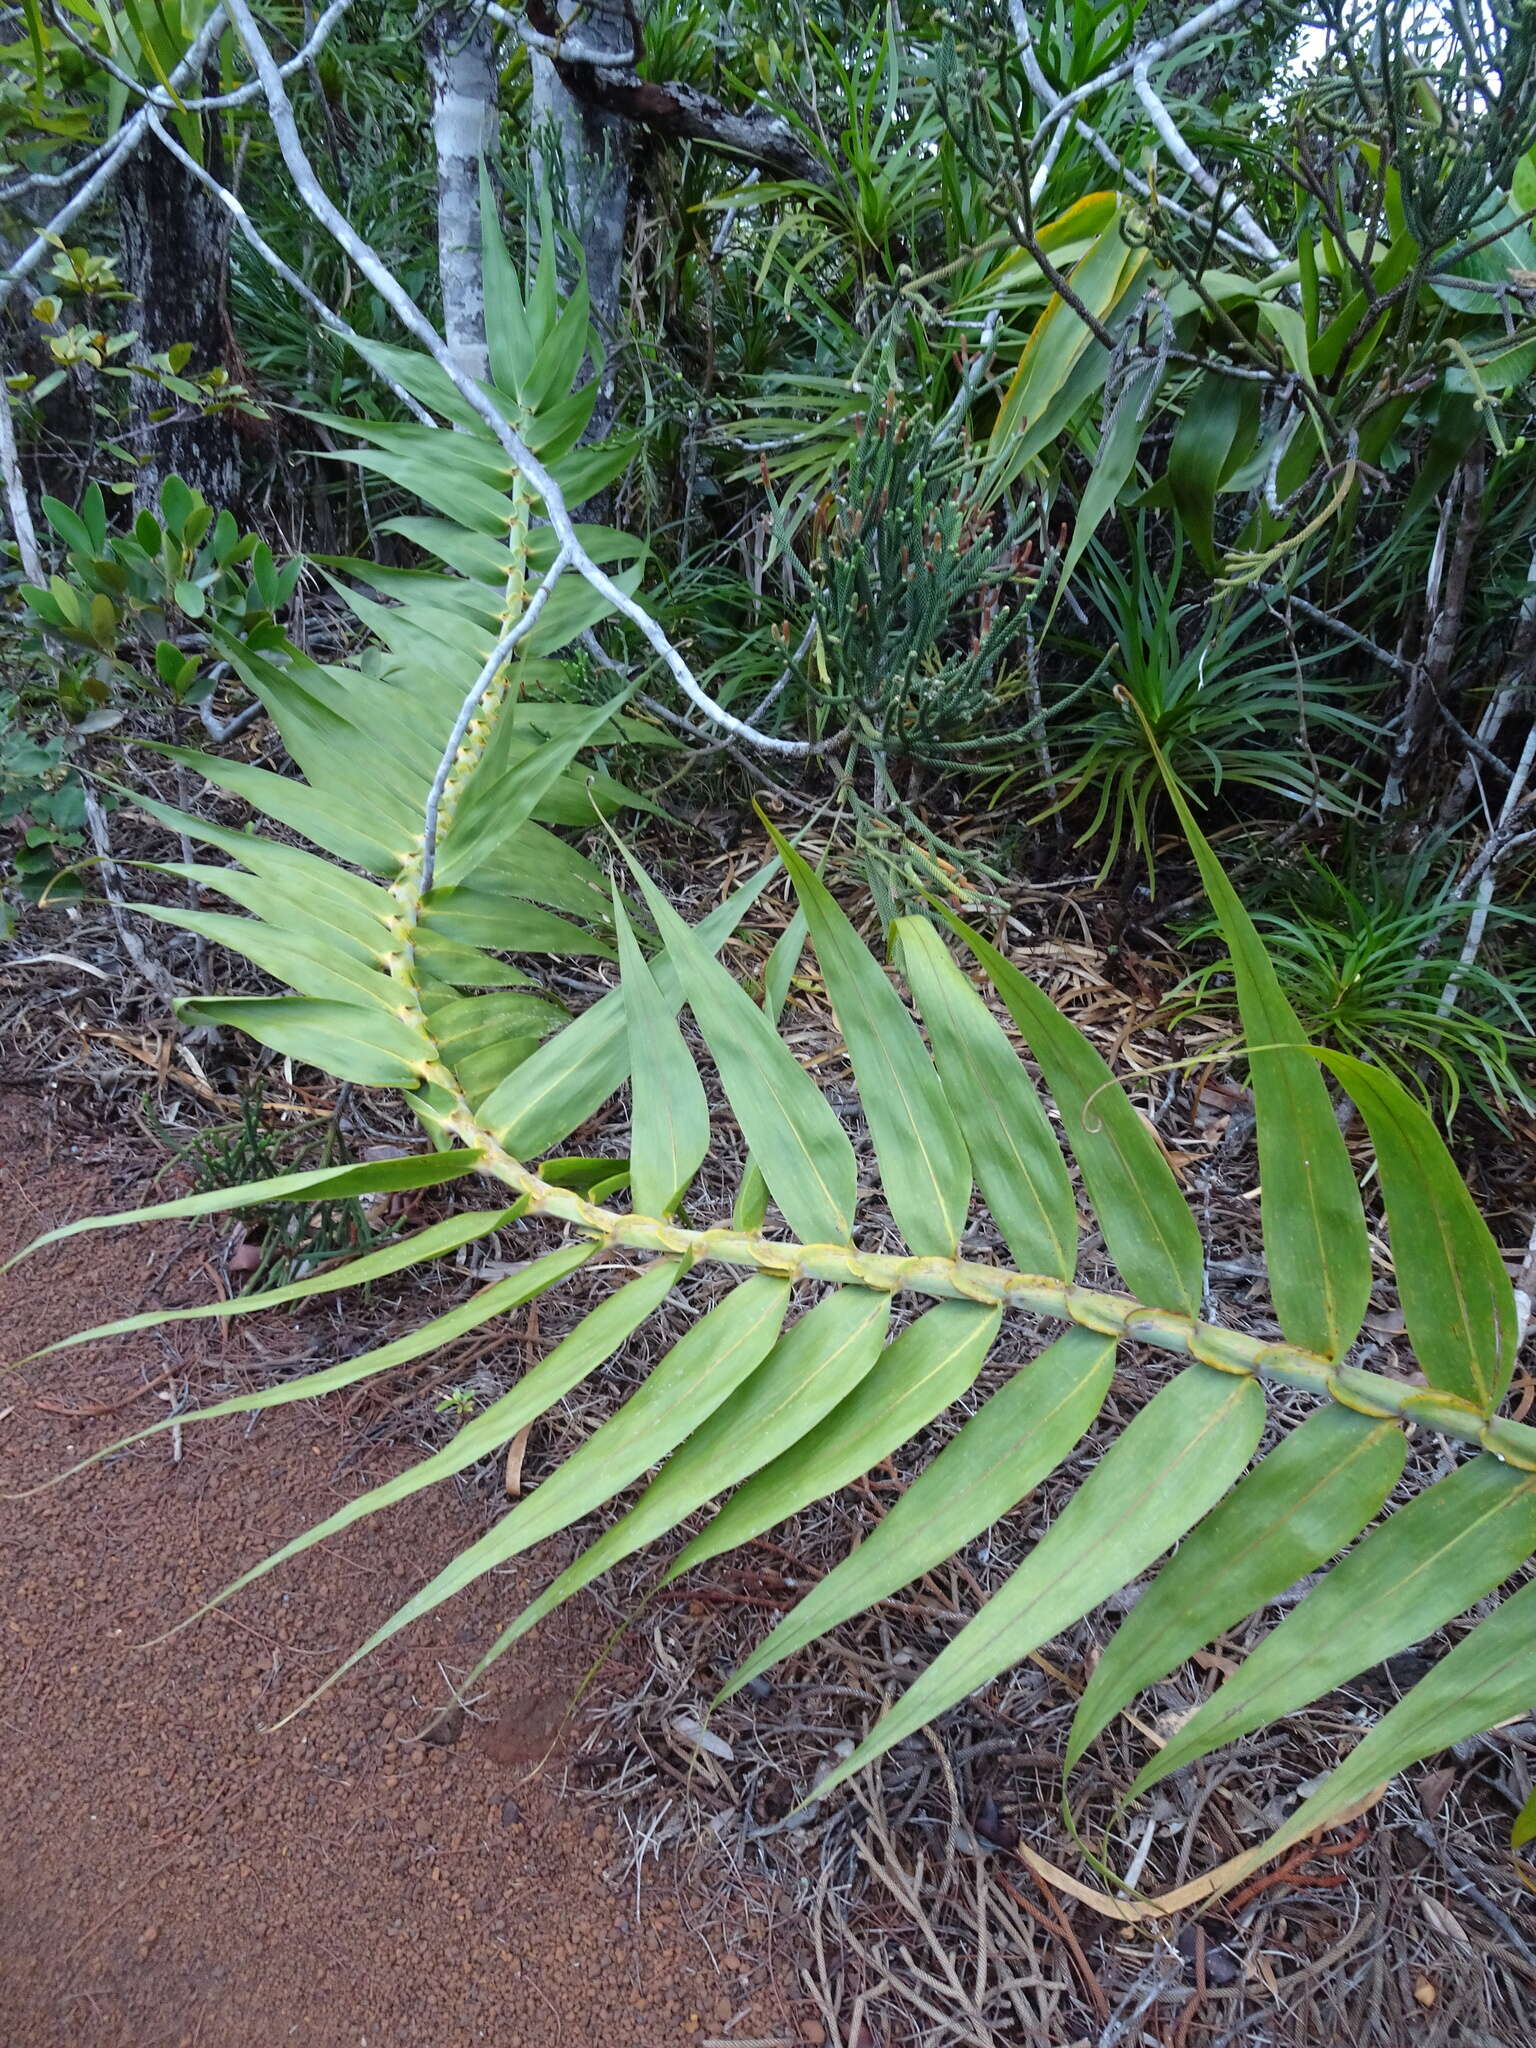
[0, 1091, 794, 2046]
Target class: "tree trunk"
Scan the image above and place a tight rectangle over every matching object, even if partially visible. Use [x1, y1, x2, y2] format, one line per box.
[425, 5, 498, 384]
[117, 125, 242, 513]
[528, 0, 633, 433]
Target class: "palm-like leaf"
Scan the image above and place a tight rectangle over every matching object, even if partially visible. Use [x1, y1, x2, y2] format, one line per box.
[14, 208, 1536, 1911]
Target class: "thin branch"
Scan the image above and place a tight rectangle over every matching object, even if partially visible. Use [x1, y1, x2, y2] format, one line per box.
[1131, 59, 1281, 265]
[0, 7, 227, 310]
[420, 547, 572, 892]
[0, 378, 45, 583]
[144, 114, 436, 426]
[44, 0, 355, 114]
[222, 0, 810, 757]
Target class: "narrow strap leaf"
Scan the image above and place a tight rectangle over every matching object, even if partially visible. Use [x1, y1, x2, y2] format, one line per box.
[665, 1300, 1003, 1585]
[1318, 1050, 1518, 1413]
[817, 1365, 1265, 1805]
[723, 1328, 1116, 1701]
[622, 855, 858, 1247]
[478, 862, 780, 1156]
[613, 888, 710, 1218]
[940, 909, 1204, 1315]
[275, 1274, 791, 1721]
[1155, 773, 1370, 1359]
[733, 909, 808, 1232]
[1067, 1407, 1406, 1771]
[12, 1242, 597, 1500]
[768, 823, 970, 1256]
[19, 1208, 518, 1362]
[175, 995, 428, 1088]
[469, 1286, 893, 1670]
[895, 916, 1078, 1279]
[1135, 1455, 1536, 1795]
[1243, 1576, 1536, 1874]
[141, 1258, 683, 1643]
[3, 1150, 486, 1273]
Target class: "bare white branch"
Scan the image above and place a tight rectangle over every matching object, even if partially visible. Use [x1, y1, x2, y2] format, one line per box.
[222, 0, 808, 756]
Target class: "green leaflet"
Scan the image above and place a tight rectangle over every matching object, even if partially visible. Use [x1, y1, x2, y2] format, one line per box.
[1156, 769, 1370, 1360]
[613, 890, 710, 1217]
[280, 1274, 792, 1720]
[624, 856, 858, 1247]
[1318, 1051, 1517, 1413]
[3, 1150, 486, 1273]
[1050, 354, 1163, 609]
[419, 887, 613, 960]
[770, 824, 970, 1257]
[940, 909, 1203, 1315]
[1167, 371, 1252, 573]
[1514, 1783, 1536, 1851]
[471, 1286, 895, 1670]
[14, 1242, 596, 1499]
[895, 917, 1077, 1279]
[818, 1366, 1266, 1804]
[134, 904, 397, 1011]
[20, 1208, 518, 1362]
[1067, 1407, 1406, 1771]
[1255, 1576, 1536, 1868]
[665, 1301, 1003, 1584]
[478, 864, 780, 1156]
[446, 692, 632, 881]
[146, 746, 409, 876]
[150, 1258, 683, 1645]
[723, 1328, 1116, 1701]
[1137, 1456, 1536, 1794]
[176, 995, 427, 1088]
[733, 910, 809, 1232]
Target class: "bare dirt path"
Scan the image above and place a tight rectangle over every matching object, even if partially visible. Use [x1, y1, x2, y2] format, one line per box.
[0, 1090, 793, 2047]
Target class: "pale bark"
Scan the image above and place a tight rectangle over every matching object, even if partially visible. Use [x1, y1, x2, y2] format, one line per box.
[527, 0, 632, 431]
[424, 5, 498, 383]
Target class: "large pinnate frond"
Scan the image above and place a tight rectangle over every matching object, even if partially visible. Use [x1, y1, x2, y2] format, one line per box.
[16, 200, 1535, 1898]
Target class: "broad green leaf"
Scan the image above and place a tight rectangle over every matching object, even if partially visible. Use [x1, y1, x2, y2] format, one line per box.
[613, 890, 710, 1217]
[478, 864, 780, 1156]
[1255, 1576, 1536, 1869]
[1050, 354, 1163, 607]
[419, 887, 612, 960]
[175, 995, 427, 1087]
[471, 1286, 894, 1669]
[623, 858, 858, 1247]
[3, 1150, 486, 1273]
[940, 911, 1203, 1314]
[1156, 775, 1370, 1360]
[282, 1274, 792, 1717]
[895, 917, 1077, 1278]
[134, 904, 399, 1012]
[1067, 1407, 1406, 1770]
[666, 1301, 1003, 1584]
[725, 1328, 1116, 1700]
[819, 1366, 1266, 1802]
[144, 746, 408, 876]
[1168, 372, 1253, 573]
[150, 1258, 682, 1641]
[992, 215, 1143, 452]
[1317, 1051, 1517, 1413]
[1137, 1456, 1536, 1794]
[18, 1243, 595, 1496]
[768, 825, 969, 1257]
[733, 910, 809, 1232]
[20, 1208, 518, 1361]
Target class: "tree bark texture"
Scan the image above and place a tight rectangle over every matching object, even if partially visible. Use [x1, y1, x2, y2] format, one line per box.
[528, 0, 633, 432]
[117, 127, 242, 513]
[425, 5, 498, 383]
